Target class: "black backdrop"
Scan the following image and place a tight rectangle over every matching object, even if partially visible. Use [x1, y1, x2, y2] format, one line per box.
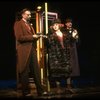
[0, 1, 100, 81]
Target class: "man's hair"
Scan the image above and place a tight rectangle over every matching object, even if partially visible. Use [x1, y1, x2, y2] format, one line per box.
[15, 8, 31, 21]
[20, 8, 31, 15]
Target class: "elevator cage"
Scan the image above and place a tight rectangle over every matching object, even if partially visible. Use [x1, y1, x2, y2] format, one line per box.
[31, 11, 58, 87]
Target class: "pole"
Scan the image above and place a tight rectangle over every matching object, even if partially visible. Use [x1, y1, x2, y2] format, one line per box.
[45, 2, 50, 92]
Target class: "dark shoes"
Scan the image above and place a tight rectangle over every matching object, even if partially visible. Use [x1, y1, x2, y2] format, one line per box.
[65, 84, 76, 94]
[66, 88, 76, 94]
[25, 93, 33, 96]
[22, 90, 33, 98]
[21, 93, 35, 98]
[38, 91, 48, 96]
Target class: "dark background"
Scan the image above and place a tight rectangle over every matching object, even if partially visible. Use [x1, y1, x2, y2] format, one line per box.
[0, 1, 100, 83]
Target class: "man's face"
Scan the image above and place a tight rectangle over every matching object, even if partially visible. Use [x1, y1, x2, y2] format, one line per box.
[22, 11, 31, 21]
[65, 22, 72, 28]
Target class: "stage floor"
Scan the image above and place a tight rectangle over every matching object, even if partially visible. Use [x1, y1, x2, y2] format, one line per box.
[0, 86, 100, 98]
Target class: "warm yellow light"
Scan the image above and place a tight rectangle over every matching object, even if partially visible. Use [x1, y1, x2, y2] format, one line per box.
[37, 6, 42, 10]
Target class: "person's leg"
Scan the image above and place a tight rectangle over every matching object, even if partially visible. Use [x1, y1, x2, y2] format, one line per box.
[20, 67, 30, 96]
[67, 77, 72, 88]
[66, 77, 76, 94]
[56, 81, 62, 94]
[30, 48, 47, 95]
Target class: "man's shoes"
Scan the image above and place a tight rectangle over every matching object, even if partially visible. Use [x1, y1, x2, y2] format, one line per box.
[25, 93, 33, 96]
[22, 93, 33, 98]
[66, 88, 76, 94]
[22, 91, 33, 98]
[66, 84, 76, 94]
[38, 91, 48, 96]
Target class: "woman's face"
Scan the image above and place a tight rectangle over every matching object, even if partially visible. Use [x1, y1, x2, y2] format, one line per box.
[52, 23, 60, 31]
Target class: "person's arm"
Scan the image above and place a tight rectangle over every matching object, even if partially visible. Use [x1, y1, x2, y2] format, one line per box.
[14, 21, 40, 43]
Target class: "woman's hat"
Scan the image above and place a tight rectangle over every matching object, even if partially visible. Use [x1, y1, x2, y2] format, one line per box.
[51, 18, 61, 25]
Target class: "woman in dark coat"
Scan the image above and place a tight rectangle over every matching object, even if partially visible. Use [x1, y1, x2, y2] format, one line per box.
[46, 19, 72, 90]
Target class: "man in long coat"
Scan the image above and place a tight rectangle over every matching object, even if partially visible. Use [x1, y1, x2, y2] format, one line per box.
[64, 18, 80, 92]
[14, 8, 46, 96]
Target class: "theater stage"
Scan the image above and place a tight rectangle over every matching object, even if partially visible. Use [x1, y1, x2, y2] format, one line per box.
[0, 80, 100, 98]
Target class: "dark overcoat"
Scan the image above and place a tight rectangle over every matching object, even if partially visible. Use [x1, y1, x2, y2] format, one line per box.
[65, 28, 80, 77]
[47, 31, 72, 79]
[14, 19, 36, 73]
[70, 42, 80, 76]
